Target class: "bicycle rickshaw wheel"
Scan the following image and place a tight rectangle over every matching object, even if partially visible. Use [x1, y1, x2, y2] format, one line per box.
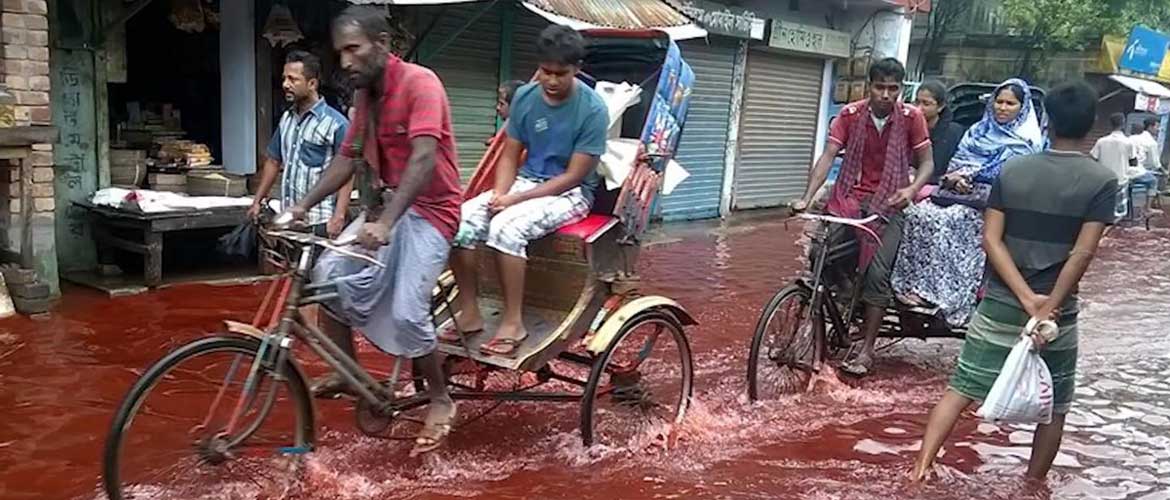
[580, 310, 693, 448]
[103, 336, 314, 500]
[747, 285, 817, 401]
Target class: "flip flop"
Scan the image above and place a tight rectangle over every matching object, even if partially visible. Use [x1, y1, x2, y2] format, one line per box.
[838, 353, 873, 377]
[438, 326, 484, 343]
[410, 403, 456, 457]
[478, 334, 529, 357]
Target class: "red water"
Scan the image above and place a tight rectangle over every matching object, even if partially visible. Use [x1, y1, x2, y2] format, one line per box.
[2, 215, 1168, 500]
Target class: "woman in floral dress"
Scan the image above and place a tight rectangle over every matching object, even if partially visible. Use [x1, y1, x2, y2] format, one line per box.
[891, 78, 1046, 326]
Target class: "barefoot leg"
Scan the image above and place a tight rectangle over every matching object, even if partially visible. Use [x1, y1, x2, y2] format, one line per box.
[911, 390, 973, 481]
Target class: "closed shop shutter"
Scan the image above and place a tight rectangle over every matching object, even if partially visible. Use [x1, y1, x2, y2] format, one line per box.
[661, 39, 737, 220]
[418, 5, 501, 179]
[511, 7, 548, 82]
[734, 51, 823, 210]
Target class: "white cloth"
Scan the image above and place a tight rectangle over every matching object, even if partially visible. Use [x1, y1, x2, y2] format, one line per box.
[1131, 130, 1163, 174]
[90, 188, 252, 213]
[1091, 131, 1136, 183]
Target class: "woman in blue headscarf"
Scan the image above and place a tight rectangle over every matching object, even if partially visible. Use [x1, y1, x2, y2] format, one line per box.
[891, 78, 1046, 326]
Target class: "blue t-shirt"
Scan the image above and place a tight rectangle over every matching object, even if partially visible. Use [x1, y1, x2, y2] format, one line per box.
[505, 81, 608, 193]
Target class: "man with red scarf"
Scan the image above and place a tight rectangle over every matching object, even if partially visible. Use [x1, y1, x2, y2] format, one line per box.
[792, 58, 935, 376]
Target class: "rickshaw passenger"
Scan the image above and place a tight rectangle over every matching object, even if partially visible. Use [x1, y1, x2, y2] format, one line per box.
[791, 58, 935, 377]
[892, 79, 1046, 327]
[448, 25, 609, 357]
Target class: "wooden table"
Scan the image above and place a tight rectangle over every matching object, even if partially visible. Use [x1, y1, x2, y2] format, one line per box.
[74, 201, 250, 287]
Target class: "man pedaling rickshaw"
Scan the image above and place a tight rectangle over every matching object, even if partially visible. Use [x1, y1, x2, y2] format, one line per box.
[279, 7, 464, 456]
[790, 57, 935, 377]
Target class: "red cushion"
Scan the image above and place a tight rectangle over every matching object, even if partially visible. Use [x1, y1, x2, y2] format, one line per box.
[556, 214, 618, 242]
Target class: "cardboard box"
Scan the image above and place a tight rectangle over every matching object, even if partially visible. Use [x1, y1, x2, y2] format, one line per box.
[850, 56, 871, 79]
[834, 80, 851, 104]
[849, 81, 867, 102]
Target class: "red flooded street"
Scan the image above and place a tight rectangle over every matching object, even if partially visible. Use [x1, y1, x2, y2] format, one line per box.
[1, 214, 1168, 500]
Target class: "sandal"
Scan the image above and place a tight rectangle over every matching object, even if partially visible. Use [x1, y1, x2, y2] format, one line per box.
[479, 334, 529, 357]
[838, 352, 874, 377]
[438, 326, 484, 343]
[410, 402, 456, 457]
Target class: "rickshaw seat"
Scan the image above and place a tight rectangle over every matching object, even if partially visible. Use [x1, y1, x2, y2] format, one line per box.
[556, 213, 619, 243]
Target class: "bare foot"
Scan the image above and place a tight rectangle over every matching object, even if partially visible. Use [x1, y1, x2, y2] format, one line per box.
[907, 464, 932, 484]
[454, 307, 485, 334]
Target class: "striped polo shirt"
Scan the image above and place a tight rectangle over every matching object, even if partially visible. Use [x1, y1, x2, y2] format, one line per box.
[340, 54, 462, 240]
[266, 98, 349, 225]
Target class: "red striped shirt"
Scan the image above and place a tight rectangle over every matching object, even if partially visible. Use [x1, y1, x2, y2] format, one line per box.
[341, 54, 462, 240]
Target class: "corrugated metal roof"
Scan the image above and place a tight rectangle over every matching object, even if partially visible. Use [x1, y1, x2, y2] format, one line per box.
[523, 0, 692, 30]
[345, 0, 706, 39]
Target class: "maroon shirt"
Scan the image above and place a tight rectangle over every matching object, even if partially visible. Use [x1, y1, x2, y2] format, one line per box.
[341, 54, 462, 240]
[828, 101, 931, 195]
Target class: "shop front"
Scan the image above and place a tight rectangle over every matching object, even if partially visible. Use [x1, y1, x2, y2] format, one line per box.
[733, 20, 845, 210]
[659, 0, 764, 221]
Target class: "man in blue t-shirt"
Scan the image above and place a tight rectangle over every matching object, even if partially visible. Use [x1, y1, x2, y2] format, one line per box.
[448, 25, 608, 357]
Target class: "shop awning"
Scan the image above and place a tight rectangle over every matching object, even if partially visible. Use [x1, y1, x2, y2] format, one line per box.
[1109, 74, 1170, 98]
[348, 0, 706, 40]
[520, 0, 705, 40]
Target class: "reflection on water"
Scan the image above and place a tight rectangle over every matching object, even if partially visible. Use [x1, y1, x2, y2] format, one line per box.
[0, 216, 1167, 500]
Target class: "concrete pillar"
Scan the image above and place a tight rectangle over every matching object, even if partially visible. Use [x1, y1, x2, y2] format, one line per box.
[221, 0, 257, 175]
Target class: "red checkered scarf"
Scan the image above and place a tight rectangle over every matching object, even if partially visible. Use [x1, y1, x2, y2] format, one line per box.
[826, 100, 913, 267]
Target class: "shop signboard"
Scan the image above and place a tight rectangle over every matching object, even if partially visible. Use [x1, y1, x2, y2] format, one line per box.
[673, 0, 765, 40]
[767, 20, 850, 59]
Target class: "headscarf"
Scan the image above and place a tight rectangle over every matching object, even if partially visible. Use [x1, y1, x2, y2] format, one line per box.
[946, 78, 1045, 183]
[931, 78, 1045, 207]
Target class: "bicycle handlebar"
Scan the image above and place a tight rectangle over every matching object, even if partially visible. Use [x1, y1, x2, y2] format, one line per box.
[796, 213, 884, 245]
[261, 229, 386, 268]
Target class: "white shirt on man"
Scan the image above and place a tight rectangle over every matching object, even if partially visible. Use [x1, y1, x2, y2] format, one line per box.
[1130, 130, 1162, 174]
[1091, 130, 1136, 183]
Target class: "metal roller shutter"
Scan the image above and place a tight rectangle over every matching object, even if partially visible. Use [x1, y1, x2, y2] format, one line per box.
[661, 39, 736, 220]
[418, 5, 501, 179]
[734, 51, 823, 209]
[511, 7, 548, 82]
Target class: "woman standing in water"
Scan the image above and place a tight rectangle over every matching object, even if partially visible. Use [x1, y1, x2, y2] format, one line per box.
[892, 79, 1046, 326]
[910, 81, 1116, 482]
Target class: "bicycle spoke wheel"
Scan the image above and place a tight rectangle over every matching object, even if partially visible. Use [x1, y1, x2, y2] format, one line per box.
[748, 285, 817, 401]
[581, 311, 693, 449]
[104, 336, 314, 500]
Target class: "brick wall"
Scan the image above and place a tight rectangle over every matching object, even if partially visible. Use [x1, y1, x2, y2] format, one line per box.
[0, 0, 54, 269]
[2, 0, 50, 126]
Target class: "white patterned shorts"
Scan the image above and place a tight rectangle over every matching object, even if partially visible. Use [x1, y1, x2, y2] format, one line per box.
[453, 177, 591, 259]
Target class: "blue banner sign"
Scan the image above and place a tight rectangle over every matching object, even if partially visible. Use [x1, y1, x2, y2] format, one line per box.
[1120, 26, 1170, 76]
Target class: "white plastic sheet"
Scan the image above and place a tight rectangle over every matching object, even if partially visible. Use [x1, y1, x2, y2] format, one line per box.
[90, 187, 252, 213]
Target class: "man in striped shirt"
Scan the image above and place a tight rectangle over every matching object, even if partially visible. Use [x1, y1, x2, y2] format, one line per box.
[250, 50, 352, 237]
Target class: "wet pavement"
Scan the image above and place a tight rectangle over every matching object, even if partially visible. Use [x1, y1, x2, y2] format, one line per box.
[1, 211, 1168, 500]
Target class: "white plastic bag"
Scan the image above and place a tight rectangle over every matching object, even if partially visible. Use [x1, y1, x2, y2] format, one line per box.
[975, 321, 1055, 425]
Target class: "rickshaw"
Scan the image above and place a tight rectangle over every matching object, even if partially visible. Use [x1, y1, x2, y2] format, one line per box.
[747, 82, 1055, 401]
[746, 211, 966, 401]
[101, 29, 696, 499]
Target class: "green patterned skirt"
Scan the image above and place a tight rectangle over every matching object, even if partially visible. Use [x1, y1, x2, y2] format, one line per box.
[949, 298, 1079, 415]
